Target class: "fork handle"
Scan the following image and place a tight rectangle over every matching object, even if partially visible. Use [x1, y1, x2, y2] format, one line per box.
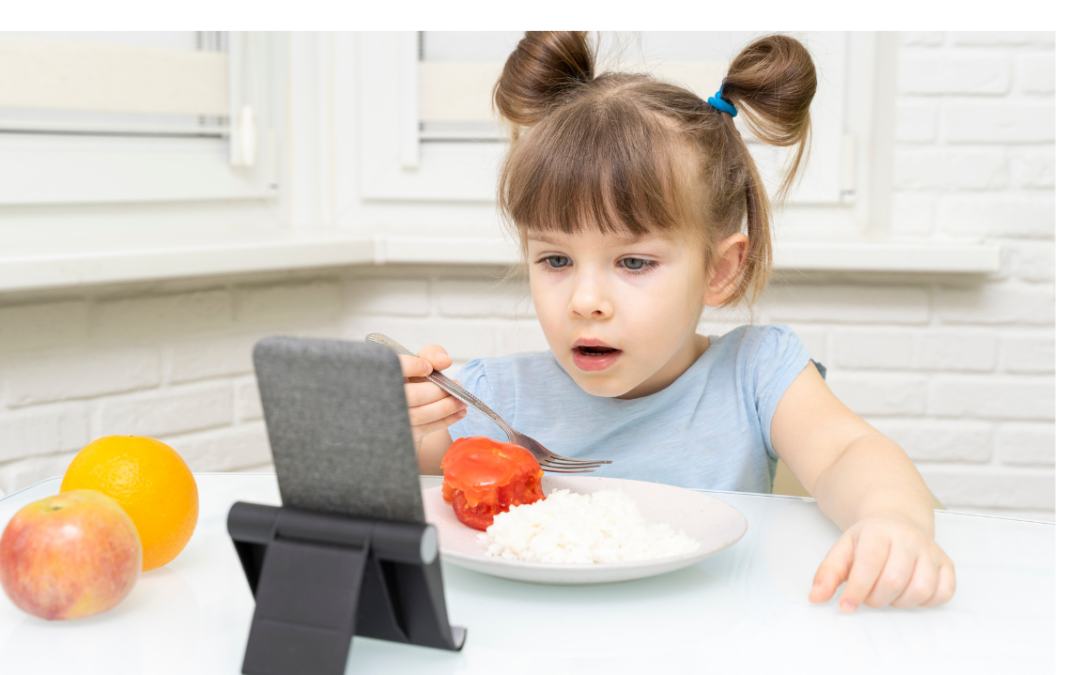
[365, 333, 516, 439]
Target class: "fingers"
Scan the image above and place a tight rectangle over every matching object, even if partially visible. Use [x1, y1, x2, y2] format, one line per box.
[398, 354, 433, 380]
[406, 385, 465, 431]
[398, 344, 452, 381]
[398, 344, 464, 438]
[394, 344, 467, 444]
[864, 542, 918, 609]
[410, 405, 467, 438]
[837, 533, 891, 613]
[407, 389, 466, 436]
[416, 344, 453, 371]
[404, 379, 456, 408]
[890, 550, 955, 609]
[815, 520, 957, 613]
[920, 557, 956, 608]
[809, 533, 854, 604]
[890, 555, 938, 609]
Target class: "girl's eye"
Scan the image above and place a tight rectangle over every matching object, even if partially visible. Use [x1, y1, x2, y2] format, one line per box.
[620, 257, 655, 272]
[540, 255, 571, 269]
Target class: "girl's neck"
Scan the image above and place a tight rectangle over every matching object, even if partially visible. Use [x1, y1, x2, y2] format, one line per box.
[616, 333, 711, 400]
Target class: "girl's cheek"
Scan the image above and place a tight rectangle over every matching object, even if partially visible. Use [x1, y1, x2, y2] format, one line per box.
[531, 289, 568, 332]
[622, 277, 699, 335]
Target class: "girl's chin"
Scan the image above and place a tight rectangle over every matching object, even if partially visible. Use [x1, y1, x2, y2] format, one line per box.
[566, 369, 639, 399]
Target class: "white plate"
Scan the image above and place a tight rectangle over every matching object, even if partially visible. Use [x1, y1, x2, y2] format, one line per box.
[422, 475, 748, 585]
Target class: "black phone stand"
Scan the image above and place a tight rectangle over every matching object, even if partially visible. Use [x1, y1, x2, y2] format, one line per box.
[228, 501, 466, 675]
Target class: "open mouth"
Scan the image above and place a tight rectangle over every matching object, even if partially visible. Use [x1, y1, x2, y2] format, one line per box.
[576, 346, 619, 356]
[571, 343, 622, 371]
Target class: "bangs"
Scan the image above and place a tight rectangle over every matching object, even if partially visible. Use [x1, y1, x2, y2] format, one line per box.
[498, 85, 705, 242]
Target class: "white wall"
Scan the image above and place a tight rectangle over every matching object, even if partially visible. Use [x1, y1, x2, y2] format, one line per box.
[886, 31, 1054, 519]
[0, 32, 1054, 520]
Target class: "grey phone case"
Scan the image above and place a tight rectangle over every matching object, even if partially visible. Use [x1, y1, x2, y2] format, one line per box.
[252, 335, 426, 524]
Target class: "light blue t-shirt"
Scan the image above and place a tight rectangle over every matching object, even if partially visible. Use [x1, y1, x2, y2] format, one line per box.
[448, 324, 814, 494]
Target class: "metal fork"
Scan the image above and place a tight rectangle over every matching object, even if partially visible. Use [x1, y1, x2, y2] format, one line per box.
[366, 333, 612, 474]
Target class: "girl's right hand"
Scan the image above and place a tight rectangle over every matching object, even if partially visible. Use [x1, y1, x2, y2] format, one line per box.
[398, 344, 468, 445]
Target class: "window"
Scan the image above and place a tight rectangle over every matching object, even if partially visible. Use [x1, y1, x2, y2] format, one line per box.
[0, 31, 279, 204]
[360, 32, 856, 219]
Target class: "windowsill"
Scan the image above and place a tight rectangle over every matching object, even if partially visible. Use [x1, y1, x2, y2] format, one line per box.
[0, 231, 1000, 293]
[0, 229, 376, 293]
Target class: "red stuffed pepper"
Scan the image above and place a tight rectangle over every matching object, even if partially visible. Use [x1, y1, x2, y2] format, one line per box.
[441, 436, 545, 531]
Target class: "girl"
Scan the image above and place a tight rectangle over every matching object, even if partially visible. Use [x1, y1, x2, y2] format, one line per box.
[399, 32, 955, 613]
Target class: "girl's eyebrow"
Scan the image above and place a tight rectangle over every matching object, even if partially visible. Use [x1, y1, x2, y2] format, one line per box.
[528, 233, 589, 244]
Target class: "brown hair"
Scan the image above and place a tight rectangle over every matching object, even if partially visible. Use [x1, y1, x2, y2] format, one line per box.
[494, 32, 816, 306]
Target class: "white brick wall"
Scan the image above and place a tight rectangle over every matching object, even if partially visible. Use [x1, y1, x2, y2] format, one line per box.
[885, 30, 1054, 520]
[0, 33, 1054, 523]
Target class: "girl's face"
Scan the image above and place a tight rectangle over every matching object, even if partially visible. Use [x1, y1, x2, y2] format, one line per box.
[527, 228, 713, 399]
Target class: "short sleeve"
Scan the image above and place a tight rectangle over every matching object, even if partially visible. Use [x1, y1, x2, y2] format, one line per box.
[447, 359, 507, 443]
[745, 324, 813, 460]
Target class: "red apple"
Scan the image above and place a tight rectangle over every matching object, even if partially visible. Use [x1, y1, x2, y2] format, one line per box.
[0, 489, 142, 620]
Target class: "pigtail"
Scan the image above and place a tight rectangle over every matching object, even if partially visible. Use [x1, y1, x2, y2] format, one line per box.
[711, 34, 816, 305]
[494, 31, 595, 137]
[721, 35, 817, 200]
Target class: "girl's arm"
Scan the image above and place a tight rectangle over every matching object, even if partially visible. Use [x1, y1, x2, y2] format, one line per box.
[771, 363, 956, 612]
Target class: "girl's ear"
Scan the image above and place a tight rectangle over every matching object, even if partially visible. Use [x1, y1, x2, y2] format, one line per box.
[703, 233, 750, 307]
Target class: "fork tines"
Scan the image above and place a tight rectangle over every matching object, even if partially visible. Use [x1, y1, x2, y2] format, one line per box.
[539, 463, 597, 473]
[538, 458, 609, 473]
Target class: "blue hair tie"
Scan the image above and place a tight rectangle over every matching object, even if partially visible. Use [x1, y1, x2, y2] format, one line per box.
[707, 86, 737, 117]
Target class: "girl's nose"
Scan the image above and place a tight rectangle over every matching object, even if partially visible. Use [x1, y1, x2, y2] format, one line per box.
[567, 276, 614, 319]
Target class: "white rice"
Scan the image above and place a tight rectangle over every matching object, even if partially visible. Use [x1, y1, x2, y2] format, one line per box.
[479, 488, 700, 564]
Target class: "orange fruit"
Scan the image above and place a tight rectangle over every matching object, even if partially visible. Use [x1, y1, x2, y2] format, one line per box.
[60, 436, 198, 572]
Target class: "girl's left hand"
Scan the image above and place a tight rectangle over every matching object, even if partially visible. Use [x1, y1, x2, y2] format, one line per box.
[808, 516, 956, 612]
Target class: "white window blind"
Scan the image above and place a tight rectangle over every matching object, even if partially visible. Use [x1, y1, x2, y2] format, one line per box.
[0, 32, 227, 136]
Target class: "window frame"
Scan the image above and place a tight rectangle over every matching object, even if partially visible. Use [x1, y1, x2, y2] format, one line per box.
[0, 32, 281, 206]
[359, 31, 858, 211]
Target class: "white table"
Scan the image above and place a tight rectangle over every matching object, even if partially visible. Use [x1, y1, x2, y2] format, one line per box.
[0, 474, 1054, 674]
